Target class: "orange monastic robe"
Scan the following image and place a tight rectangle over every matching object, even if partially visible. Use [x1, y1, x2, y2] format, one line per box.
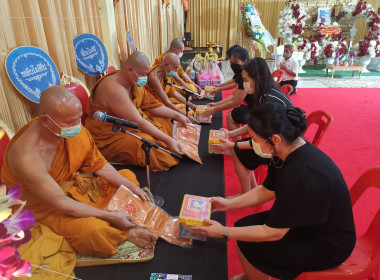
[1, 119, 139, 257]
[85, 74, 179, 171]
[145, 64, 193, 115]
[153, 50, 197, 93]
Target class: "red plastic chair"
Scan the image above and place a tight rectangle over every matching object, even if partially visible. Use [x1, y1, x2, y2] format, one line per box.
[304, 110, 333, 147]
[296, 166, 380, 280]
[272, 69, 285, 84]
[281, 84, 293, 96]
[101, 65, 118, 77]
[60, 74, 90, 125]
[0, 121, 14, 182]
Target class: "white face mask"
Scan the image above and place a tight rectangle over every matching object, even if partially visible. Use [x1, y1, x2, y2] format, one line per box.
[243, 82, 254, 94]
[178, 52, 184, 58]
[252, 139, 273, 158]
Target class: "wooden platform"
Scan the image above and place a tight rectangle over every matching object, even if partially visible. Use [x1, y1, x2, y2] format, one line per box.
[325, 64, 364, 79]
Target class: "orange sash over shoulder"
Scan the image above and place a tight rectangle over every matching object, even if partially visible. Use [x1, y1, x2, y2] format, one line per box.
[85, 73, 179, 171]
[153, 51, 197, 94]
[1, 119, 140, 256]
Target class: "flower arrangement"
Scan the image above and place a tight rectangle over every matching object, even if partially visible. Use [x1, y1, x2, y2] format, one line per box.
[310, 41, 322, 59]
[295, 38, 312, 60]
[241, 4, 264, 40]
[354, 32, 380, 57]
[295, 37, 322, 60]
[0, 184, 35, 279]
[343, 0, 375, 21]
[278, 0, 309, 40]
[366, 8, 380, 36]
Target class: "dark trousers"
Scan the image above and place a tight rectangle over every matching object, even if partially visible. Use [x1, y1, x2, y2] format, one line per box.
[279, 80, 298, 95]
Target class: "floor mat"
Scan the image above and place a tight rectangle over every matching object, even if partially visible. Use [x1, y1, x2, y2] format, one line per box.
[75, 93, 228, 280]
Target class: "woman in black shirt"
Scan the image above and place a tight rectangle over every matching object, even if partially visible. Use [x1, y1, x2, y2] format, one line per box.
[212, 58, 293, 192]
[193, 103, 356, 280]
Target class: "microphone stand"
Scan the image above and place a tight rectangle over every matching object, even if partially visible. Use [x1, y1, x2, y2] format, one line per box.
[164, 81, 213, 118]
[112, 124, 181, 207]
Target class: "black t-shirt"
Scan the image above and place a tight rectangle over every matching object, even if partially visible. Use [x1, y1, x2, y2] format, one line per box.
[233, 71, 244, 90]
[245, 86, 293, 108]
[263, 142, 356, 260]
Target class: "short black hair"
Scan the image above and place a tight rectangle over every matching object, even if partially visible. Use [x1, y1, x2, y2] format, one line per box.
[248, 103, 307, 143]
[230, 46, 249, 62]
[226, 45, 240, 59]
[284, 44, 294, 51]
[241, 58, 277, 103]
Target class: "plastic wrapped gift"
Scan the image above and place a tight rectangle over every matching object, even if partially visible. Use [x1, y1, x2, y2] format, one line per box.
[178, 194, 212, 241]
[106, 185, 192, 247]
[195, 105, 212, 123]
[208, 130, 229, 154]
[173, 121, 202, 164]
[204, 85, 215, 100]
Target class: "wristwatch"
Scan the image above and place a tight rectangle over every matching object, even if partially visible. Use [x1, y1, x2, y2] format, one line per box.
[234, 141, 238, 150]
[222, 227, 230, 240]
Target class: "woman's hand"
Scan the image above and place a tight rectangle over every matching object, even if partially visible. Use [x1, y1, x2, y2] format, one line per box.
[210, 138, 234, 153]
[210, 196, 231, 212]
[208, 102, 217, 107]
[191, 219, 224, 238]
[202, 107, 217, 117]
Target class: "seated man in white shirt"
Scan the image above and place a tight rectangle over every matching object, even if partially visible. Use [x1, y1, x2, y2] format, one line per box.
[279, 44, 299, 95]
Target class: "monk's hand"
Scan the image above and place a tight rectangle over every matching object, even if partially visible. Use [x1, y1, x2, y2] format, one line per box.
[109, 212, 136, 231]
[130, 185, 151, 202]
[191, 219, 224, 238]
[188, 102, 197, 112]
[210, 138, 234, 153]
[177, 114, 189, 128]
[210, 196, 231, 212]
[195, 84, 202, 94]
[188, 115, 199, 124]
[167, 139, 184, 155]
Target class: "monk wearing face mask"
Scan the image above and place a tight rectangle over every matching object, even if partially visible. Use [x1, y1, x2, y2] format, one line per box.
[85, 51, 189, 171]
[153, 38, 202, 95]
[1, 86, 158, 257]
[146, 52, 198, 124]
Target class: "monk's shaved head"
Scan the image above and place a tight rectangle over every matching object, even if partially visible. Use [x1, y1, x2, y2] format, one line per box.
[162, 52, 180, 68]
[169, 38, 184, 50]
[122, 51, 150, 69]
[39, 86, 81, 116]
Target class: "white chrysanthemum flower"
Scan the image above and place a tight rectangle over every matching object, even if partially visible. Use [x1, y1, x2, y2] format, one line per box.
[370, 40, 376, 47]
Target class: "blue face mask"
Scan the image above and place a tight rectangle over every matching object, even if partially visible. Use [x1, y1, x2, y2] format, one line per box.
[132, 68, 147, 87]
[166, 70, 177, 78]
[165, 64, 177, 78]
[136, 76, 147, 87]
[46, 115, 81, 139]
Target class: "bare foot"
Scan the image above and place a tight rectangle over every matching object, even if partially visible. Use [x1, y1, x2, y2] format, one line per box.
[229, 274, 248, 280]
[127, 227, 158, 248]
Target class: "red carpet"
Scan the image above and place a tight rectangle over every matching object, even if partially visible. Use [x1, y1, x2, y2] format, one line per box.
[223, 87, 380, 278]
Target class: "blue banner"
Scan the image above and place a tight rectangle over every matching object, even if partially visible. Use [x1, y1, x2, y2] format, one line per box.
[73, 33, 108, 76]
[5, 46, 60, 103]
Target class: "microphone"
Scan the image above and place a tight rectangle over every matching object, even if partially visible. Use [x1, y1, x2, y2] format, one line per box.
[93, 111, 139, 129]
[163, 78, 169, 86]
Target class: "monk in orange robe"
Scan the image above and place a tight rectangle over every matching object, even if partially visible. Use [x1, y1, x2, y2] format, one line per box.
[146, 52, 198, 122]
[153, 38, 201, 95]
[1, 86, 157, 257]
[85, 52, 190, 171]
